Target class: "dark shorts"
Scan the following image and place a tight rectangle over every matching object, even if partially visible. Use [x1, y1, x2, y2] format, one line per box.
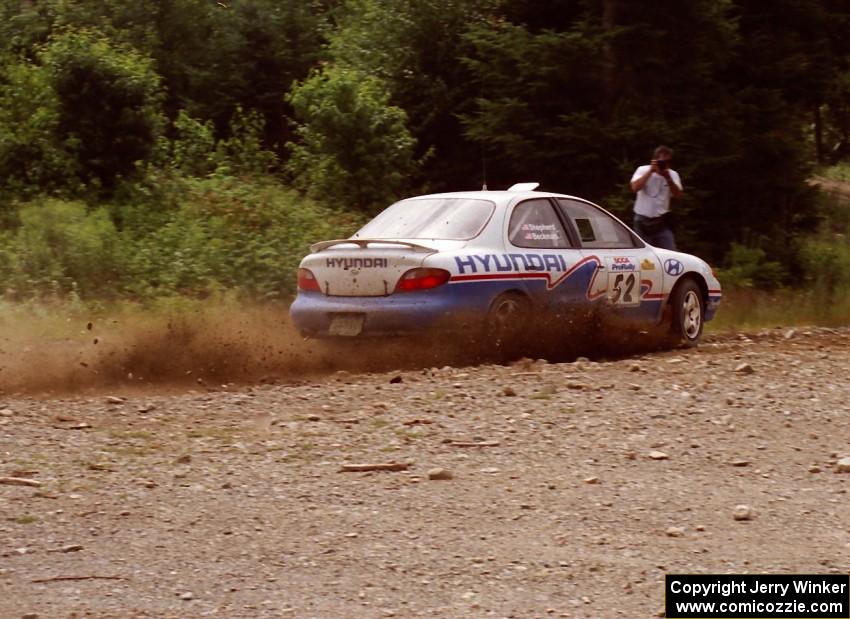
[633, 214, 676, 250]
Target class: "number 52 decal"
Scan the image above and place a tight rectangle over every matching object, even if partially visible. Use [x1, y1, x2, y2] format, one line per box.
[608, 272, 640, 306]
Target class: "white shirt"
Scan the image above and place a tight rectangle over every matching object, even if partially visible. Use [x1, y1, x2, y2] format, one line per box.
[631, 165, 682, 217]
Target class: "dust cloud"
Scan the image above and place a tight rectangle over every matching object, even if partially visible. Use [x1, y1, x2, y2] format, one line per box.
[0, 302, 674, 396]
[0, 303, 475, 395]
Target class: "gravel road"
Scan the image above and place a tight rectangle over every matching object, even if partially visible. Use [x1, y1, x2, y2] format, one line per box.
[1, 327, 849, 618]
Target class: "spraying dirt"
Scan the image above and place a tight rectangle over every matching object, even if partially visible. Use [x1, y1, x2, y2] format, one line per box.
[0, 303, 392, 394]
[0, 303, 315, 394]
[0, 301, 677, 396]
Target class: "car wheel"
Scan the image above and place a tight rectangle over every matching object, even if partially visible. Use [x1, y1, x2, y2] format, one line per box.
[486, 292, 530, 359]
[670, 279, 704, 347]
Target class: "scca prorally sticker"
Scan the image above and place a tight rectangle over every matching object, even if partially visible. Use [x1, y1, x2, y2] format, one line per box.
[610, 257, 637, 272]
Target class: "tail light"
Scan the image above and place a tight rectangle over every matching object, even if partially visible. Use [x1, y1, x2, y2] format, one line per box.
[297, 268, 321, 292]
[395, 268, 450, 292]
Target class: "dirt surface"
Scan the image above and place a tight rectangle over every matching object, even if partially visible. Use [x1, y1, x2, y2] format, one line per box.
[1, 326, 849, 618]
[809, 175, 850, 201]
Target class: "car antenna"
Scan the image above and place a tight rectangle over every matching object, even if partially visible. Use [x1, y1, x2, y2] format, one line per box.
[481, 143, 488, 190]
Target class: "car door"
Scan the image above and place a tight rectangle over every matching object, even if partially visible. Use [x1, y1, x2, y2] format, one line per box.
[504, 198, 593, 319]
[556, 198, 664, 320]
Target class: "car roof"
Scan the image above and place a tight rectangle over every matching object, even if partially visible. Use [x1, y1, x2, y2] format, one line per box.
[403, 190, 590, 204]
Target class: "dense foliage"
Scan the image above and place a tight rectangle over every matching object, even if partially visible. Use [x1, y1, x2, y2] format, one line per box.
[0, 0, 849, 300]
[0, 175, 364, 300]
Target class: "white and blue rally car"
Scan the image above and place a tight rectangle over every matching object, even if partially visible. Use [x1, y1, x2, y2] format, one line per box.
[290, 184, 721, 350]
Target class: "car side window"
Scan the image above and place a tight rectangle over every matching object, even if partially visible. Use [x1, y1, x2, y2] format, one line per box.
[557, 199, 636, 249]
[508, 199, 572, 249]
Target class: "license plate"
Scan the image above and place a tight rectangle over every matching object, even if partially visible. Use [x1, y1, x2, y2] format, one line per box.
[328, 314, 364, 336]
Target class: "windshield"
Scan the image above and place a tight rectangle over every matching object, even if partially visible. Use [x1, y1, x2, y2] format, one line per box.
[354, 198, 495, 241]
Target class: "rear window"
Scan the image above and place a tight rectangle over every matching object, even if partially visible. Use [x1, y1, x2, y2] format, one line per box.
[354, 198, 495, 241]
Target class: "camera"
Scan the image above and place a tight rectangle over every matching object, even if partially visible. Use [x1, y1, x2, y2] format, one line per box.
[656, 159, 668, 171]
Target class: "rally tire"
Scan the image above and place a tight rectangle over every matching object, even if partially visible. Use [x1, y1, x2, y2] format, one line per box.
[485, 292, 530, 359]
[670, 278, 704, 347]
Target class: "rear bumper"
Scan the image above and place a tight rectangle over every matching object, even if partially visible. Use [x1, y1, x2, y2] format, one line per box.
[290, 289, 485, 337]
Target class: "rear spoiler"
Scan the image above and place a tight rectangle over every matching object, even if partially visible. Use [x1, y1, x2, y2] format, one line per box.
[310, 239, 437, 254]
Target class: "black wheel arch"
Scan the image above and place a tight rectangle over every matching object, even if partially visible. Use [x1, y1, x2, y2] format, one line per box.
[668, 272, 709, 309]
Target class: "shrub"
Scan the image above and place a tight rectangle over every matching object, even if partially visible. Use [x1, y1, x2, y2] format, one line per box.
[0, 176, 365, 302]
[213, 106, 278, 177]
[798, 233, 850, 303]
[170, 111, 217, 177]
[718, 243, 786, 290]
[819, 161, 850, 183]
[119, 175, 366, 299]
[2, 199, 121, 298]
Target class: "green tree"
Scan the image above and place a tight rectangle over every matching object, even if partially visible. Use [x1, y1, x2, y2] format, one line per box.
[461, 17, 609, 194]
[823, 0, 850, 159]
[42, 31, 165, 192]
[0, 0, 333, 155]
[0, 53, 78, 202]
[458, 0, 825, 264]
[286, 66, 417, 211]
[328, 0, 496, 190]
[220, 0, 330, 152]
[0, 0, 54, 57]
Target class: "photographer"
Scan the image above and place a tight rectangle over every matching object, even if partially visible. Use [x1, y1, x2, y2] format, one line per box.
[630, 145, 683, 250]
